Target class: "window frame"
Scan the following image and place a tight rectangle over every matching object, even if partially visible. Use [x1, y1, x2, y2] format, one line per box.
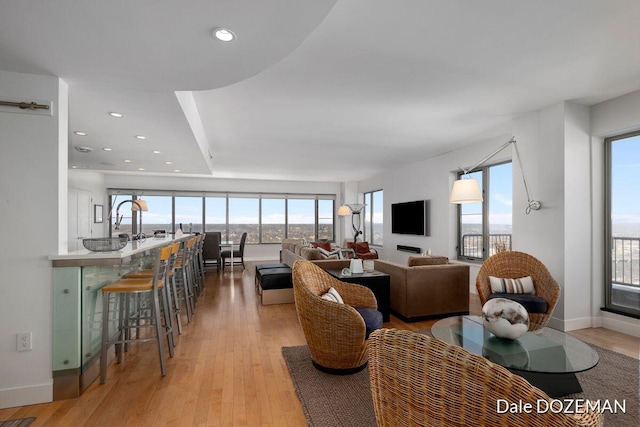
[108, 190, 336, 244]
[604, 130, 640, 318]
[363, 189, 383, 247]
[456, 161, 512, 262]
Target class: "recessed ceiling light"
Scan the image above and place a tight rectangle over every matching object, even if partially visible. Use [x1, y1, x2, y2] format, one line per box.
[135, 135, 146, 140]
[70, 165, 78, 169]
[173, 169, 181, 173]
[103, 147, 112, 151]
[138, 167, 145, 171]
[74, 131, 87, 136]
[74, 146, 93, 153]
[152, 150, 161, 154]
[212, 27, 236, 42]
[165, 161, 173, 165]
[124, 159, 132, 163]
[109, 112, 124, 118]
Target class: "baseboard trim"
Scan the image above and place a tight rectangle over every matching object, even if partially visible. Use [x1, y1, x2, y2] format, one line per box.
[601, 312, 640, 338]
[561, 316, 594, 332]
[553, 312, 640, 337]
[0, 382, 52, 409]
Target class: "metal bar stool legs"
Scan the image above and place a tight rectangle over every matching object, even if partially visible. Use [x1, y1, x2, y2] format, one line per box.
[100, 245, 174, 383]
[175, 238, 196, 323]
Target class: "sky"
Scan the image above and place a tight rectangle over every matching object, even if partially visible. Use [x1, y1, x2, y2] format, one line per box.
[461, 162, 513, 227]
[611, 134, 640, 232]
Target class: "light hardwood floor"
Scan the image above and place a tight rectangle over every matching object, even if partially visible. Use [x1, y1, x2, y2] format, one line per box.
[1, 261, 638, 426]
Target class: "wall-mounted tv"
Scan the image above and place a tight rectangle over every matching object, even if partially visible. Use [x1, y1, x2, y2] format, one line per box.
[391, 200, 429, 236]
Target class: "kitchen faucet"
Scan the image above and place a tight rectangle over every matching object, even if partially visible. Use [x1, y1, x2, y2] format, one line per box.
[114, 199, 145, 241]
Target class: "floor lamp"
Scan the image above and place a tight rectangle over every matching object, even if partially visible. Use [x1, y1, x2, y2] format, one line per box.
[341, 203, 365, 246]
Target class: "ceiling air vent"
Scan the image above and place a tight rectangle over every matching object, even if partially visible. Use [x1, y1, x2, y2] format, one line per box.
[74, 146, 94, 153]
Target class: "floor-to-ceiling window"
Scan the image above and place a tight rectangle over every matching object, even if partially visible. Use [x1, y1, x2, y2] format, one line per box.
[457, 162, 512, 261]
[229, 196, 260, 244]
[317, 198, 335, 241]
[364, 190, 383, 246]
[175, 196, 203, 234]
[261, 197, 286, 243]
[287, 198, 316, 240]
[109, 191, 335, 244]
[606, 130, 640, 317]
[205, 196, 227, 241]
[140, 196, 172, 236]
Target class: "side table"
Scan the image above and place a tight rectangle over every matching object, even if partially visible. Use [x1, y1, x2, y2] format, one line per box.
[325, 269, 391, 322]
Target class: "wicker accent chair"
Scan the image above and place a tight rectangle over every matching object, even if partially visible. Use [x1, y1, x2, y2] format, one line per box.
[476, 251, 560, 331]
[292, 260, 379, 374]
[368, 329, 603, 427]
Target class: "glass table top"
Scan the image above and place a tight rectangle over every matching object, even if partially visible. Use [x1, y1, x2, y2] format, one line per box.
[431, 315, 599, 374]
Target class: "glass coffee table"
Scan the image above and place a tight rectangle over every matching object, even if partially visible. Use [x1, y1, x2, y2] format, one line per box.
[431, 315, 599, 397]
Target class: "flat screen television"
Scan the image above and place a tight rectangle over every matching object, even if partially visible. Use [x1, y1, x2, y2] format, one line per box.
[391, 200, 429, 236]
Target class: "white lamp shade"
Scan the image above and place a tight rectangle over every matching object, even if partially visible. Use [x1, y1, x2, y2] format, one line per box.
[450, 179, 483, 204]
[132, 199, 149, 211]
[337, 205, 351, 216]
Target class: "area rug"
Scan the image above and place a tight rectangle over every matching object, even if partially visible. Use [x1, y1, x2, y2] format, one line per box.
[283, 338, 639, 426]
[0, 418, 36, 427]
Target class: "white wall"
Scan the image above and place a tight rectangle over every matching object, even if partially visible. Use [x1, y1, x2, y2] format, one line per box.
[69, 170, 109, 237]
[591, 90, 640, 137]
[0, 71, 67, 408]
[360, 133, 511, 270]
[511, 104, 567, 326]
[563, 102, 593, 330]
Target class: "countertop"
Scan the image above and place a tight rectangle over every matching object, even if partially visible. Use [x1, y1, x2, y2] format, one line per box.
[50, 235, 190, 267]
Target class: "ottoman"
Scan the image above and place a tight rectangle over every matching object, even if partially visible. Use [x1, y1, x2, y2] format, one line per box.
[255, 264, 293, 305]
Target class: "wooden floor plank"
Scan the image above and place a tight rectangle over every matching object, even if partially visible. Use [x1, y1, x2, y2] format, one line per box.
[1, 260, 638, 426]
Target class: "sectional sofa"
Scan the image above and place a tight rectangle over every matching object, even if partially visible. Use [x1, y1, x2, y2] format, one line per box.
[281, 243, 470, 321]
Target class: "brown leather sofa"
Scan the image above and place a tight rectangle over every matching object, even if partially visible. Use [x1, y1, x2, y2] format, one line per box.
[282, 250, 470, 321]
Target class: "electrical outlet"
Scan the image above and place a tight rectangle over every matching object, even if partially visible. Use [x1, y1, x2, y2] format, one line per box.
[17, 332, 32, 351]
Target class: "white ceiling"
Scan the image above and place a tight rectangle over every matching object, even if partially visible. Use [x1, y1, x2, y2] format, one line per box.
[1, 0, 639, 182]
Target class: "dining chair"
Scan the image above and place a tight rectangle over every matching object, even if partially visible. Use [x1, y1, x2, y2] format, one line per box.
[203, 231, 222, 271]
[222, 232, 247, 270]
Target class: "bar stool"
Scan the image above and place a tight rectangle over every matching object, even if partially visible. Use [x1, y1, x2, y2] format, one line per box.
[194, 234, 206, 293]
[100, 245, 174, 383]
[123, 241, 182, 338]
[174, 237, 197, 322]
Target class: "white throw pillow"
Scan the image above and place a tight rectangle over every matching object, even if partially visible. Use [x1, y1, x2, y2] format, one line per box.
[321, 287, 344, 304]
[317, 247, 343, 259]
[489, 276, 536, 295]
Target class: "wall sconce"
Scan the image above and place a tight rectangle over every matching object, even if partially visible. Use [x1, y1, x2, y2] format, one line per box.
[450, 137, 541, 214]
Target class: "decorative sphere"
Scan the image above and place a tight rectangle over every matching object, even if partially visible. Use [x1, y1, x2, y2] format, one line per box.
[482, 298, 529, 340]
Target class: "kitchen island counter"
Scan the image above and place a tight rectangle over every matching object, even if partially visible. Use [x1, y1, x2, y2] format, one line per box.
[50, 233, 193, 399]
[49, 235, 188, 267]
